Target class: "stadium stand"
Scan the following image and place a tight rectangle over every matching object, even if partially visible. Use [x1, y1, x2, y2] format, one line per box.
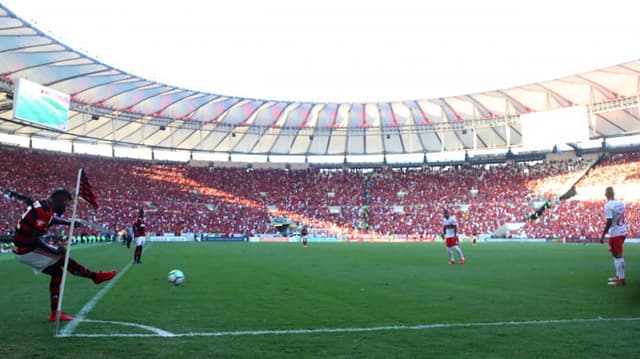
[3, 145, 635, 240]
[367, 160, 591, 237]
[522, 152, 640, 240]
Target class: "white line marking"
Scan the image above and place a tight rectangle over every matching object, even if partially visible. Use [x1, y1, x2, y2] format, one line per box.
[81, 319, 174, 336]
[63, 316, 640, 338]
[58, 260, 135, 337]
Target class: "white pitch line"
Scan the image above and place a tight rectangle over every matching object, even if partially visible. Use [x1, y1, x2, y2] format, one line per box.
[63, 316, 640, 338]
[82, 319, 174, 336]
[58, 260, 135, 337]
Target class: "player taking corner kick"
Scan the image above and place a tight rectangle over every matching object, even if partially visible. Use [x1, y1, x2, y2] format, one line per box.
[12, 188, 117, 321]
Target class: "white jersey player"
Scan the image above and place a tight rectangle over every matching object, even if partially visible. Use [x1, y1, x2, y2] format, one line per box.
[443, 209, 465, 264]
[600, 187, 628, 286]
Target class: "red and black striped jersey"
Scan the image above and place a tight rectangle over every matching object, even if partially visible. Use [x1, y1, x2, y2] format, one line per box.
[14, 199, 55, 250]
[133, 217, 146, 237]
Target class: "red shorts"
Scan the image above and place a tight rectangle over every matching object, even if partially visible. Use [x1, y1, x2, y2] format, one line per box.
[608, 236, 626, 254]
[445, 237, 459, 248]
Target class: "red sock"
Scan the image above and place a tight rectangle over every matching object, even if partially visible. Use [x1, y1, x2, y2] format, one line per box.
[49, 274, 62, 311]
[43, 266, 63, 312]
[68, 258, 96, 279]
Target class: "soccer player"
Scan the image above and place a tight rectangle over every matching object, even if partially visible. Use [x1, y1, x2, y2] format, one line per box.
[13, 188, 117, 321]
[599, 186, 627, 286]
[133, 209, 146, 264]
[301, 225, 309, 248]
[443, 208, 465, 264]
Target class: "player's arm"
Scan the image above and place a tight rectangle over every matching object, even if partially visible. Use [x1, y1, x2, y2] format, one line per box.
[51, 216, 85, 230]
[599, 218, 612, 244]
[5, 190, 34, 206]
[51, 216, 72, 226]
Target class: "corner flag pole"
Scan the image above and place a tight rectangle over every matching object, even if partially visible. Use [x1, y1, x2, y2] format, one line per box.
[54, 168, 83, 335]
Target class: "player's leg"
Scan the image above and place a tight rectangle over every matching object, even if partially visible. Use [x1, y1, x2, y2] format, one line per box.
[63, 256, 116, 284]
[453, 245, 465, 264]
[134, 237, 144, 263]
[609, 253, 625, 285]
[65, 257, 97, 279]
[608, 237, 620, 280]
[41, 264, 72, 321]
[14, 250, 71, 321]
[139, 237, 145, 262]
[446, 243, 455, 264]
[608, 236, 626, 285]
[133, 238, 139, 263]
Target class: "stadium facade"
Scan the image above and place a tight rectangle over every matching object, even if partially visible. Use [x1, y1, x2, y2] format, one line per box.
[0, 4, 639, 167]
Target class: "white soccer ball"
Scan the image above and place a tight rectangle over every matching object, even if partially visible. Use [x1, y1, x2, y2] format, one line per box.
[167, 269, 185, 285]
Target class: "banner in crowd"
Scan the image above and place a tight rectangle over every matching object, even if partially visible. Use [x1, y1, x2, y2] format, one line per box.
[250, 235, 340, 243]
[484, 238, 548, 243]
[201, 234, 246, 242]
[148, 235, 191, 242]
[347, 234, 436, 242]
[257, 236, 291, 243]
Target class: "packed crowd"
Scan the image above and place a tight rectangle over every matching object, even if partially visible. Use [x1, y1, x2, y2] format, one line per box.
[366, 160, 590, 236]
[0, 147, 365, 236]
[522, 152, 640, 239]
[0, 146, 637, 239]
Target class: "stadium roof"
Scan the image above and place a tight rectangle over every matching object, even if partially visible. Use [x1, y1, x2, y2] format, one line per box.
[0, 4, 639, 157]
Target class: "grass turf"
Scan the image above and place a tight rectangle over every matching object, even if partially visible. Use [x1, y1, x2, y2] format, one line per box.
[1, 241, 639, 358]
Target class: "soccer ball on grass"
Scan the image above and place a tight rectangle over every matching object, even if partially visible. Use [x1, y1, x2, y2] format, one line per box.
[167, 269, 185, 285]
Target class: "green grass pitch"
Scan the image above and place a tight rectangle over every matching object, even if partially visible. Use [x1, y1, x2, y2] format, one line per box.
[1, 242, 639, 358]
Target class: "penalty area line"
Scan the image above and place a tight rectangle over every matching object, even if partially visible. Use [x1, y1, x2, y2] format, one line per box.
[63, 316, 640, 338]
